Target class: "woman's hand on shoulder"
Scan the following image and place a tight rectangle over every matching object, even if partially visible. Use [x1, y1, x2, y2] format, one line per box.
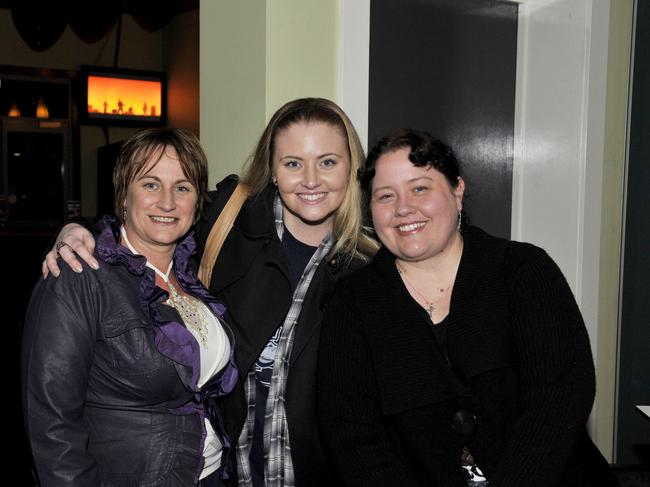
[42, 224, 98, 278]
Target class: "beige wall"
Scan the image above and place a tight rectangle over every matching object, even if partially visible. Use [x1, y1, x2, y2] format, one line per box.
[200, 1, 267, 187]
[265, 0, 338, 116]
[200, 0, 339, 187]
[595, 0, 634, 461]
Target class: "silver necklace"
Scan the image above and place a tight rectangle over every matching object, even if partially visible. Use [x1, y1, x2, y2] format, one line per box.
[121, 227, 210, 345]
[396, 261, 453, 318]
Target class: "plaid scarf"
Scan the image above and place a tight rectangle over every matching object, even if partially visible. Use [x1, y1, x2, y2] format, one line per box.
[235, 195, 333, 486]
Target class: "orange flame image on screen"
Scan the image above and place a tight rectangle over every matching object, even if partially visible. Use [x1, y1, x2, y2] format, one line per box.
[87, 76, 161, 118]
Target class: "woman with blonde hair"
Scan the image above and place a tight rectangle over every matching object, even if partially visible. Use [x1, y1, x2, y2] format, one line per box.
[43, 98, 378, 486]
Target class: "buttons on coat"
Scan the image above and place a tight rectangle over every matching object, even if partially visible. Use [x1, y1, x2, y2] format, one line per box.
[451, 409, 478, 436]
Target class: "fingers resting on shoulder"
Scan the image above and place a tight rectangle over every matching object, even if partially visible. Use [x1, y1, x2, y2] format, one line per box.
[42, 223, 99, 279]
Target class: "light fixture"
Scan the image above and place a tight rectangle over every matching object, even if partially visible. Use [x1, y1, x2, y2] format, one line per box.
[36, 96, 49, 118]
[8, 102, 21, 117]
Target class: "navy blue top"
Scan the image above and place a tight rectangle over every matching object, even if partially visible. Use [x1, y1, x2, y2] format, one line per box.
[250, 228, 317, 486]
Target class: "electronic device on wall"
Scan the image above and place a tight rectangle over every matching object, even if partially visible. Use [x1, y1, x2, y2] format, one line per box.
[80, 65, 166, 127]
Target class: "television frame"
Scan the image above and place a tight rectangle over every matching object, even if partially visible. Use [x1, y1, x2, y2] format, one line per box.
[79, 65, 167, 127]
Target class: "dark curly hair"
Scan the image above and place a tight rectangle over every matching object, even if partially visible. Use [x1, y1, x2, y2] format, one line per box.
[359, 129, 467, 226]
[360, 129, 461, 190]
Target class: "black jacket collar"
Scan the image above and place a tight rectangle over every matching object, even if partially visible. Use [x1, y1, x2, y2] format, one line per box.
[232, 185, 279, 240]
[358, 226, 515, 414]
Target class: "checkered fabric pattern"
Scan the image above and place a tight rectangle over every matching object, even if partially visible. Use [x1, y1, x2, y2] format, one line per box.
[235, 195, 333, 486]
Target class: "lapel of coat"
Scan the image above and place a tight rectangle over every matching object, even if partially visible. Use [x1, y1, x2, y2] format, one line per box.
[356, 248, 468, 416]
[150, 301, 198, 390]
[290, 258, 339, 365]
[446, 226, 516, 380]
[208, 187, 289, 296]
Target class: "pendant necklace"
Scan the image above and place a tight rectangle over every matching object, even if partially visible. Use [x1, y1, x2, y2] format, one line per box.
[396, 261, 453, 318]
[121, 226, 210, 345]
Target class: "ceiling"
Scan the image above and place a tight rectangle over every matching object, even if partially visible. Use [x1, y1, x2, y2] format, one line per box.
[0, 0, 199, 15]
[1, 0, 199, 51]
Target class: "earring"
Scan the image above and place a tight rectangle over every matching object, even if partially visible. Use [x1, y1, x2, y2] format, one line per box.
[457, 210, 462, 231]
[122, 207, 128, 222]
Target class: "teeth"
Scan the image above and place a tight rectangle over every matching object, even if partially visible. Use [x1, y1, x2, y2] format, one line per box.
[151, 216, 175, 223]
[398, 222, 426, 232]
[299, 193, 325, 201]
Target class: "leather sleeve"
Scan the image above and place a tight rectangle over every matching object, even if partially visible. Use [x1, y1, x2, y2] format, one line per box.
[22, 266, 100, 486]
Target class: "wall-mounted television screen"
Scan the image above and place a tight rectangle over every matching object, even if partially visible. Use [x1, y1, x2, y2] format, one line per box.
[80, 66, 166, 126]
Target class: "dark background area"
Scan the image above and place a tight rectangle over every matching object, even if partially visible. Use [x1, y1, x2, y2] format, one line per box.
[1, 2, 198, 483]
[7, 233, 50, 485]
[617, 0, 650, 467]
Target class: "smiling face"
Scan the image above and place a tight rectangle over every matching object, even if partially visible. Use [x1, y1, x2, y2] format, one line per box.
[370, 147, 464, 263]
[271, 121, 350, 243]
[123, 146, 197, 260]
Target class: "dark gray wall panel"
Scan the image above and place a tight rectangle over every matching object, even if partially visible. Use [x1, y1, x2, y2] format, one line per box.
[368, 0, 517, 238]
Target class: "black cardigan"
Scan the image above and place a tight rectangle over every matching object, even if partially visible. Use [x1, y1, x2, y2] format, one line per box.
[195, 176, 361, 486]
[317, 226, 617, 487]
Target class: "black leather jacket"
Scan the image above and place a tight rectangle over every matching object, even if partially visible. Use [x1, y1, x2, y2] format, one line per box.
[22, 217, 238, 486]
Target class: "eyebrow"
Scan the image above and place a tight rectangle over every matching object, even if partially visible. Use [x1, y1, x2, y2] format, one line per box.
[137, 174, 192, 184]
[279, 152, 342, 160]
[372, 175, 434, 193]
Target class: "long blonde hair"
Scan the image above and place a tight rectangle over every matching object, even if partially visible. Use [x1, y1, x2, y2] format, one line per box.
[240, 98, 378, 260]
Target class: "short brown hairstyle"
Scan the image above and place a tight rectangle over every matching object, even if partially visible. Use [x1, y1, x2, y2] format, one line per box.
[113, 128, 209, 223]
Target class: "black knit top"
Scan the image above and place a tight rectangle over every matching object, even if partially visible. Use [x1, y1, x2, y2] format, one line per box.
[317, 226, 617, 487]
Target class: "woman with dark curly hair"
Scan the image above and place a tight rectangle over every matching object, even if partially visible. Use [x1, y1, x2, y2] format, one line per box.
[318, 129, 618, 487]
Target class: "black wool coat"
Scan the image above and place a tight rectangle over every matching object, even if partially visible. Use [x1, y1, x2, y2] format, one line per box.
[318, 226, 618, 487]
[195, 175, 359, 486]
